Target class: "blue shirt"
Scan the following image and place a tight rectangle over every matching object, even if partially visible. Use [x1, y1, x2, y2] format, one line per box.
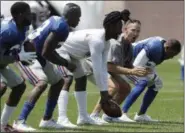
[133, 36, 166, 65]
[28, 16, 69, 54]
[0, 18, 28, 52]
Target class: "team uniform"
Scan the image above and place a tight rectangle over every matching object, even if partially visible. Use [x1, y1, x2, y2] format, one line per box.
[16, 16, 69, 86]
[0, 18, 28, 88]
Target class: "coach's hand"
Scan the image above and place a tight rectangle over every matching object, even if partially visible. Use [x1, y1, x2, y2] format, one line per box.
[67, 62, 76, 72]
[130, 67, 151, 77]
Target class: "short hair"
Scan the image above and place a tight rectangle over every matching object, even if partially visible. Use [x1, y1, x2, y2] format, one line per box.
[10, 2, 30, 17]
[167, 39, 181, 53]
[63, 3, 80, 17]
[103, 11, 122, 28]
[125, 19, 141, 27]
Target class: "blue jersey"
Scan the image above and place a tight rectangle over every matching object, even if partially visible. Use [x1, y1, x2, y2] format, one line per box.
[28, 16, 69, 54]
[133, 36, 166, 65]
[0, 18, 28, 52]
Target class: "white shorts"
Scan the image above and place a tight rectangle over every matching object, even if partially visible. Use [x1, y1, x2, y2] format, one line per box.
[16, 60, 63, 85]
[56, 48, 86, 79]
[0, 66, 24, 88]
[55, 65, 73, 77]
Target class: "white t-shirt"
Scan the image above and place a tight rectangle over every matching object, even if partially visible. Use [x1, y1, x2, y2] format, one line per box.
[57, 29, 110, 91]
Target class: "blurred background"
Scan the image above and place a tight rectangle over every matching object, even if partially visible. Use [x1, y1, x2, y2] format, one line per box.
[1, 1, 184, 43]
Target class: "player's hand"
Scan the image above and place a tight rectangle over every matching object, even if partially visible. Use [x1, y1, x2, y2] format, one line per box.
[67, 62, 76, 72]
[130, 67, 151, 77]
[17, 47, 37, 65]
[100, 91, 112, 104]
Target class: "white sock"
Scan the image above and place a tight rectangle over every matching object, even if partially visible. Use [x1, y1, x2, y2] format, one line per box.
[58, 90, 68, 120]
[74, 91, 88, 118]
[1, 104, 16, 125]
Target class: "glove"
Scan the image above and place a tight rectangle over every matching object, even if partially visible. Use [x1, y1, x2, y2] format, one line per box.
[16, 46, 37, 65]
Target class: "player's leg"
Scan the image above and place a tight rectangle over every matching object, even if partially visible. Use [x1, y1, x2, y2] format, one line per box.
[72, 60, 102, 125]
[13, 60, 48, 131]
[134, 74, 162, 122]
[38, 61, 64, 129]
[0, 66, 26, 132]
[0, 74, 8, 97]
[56, 66, 77, 128]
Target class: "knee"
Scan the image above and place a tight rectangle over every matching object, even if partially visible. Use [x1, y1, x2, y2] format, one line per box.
[1, 82, 7, 89]
[153, 78, 163, 91]
[0, 82, 8, 97]
[12, 82, 26, 95]
[35, 81, 48, 92]
[64, 76, 73, 86]
[63, 76, 73, 91]
[108, 87, 118, 96]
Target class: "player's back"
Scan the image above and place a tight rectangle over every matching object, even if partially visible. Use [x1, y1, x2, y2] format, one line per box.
[27, 16, 69, 54]
[61, 29, 105, 59]
[133, 36, 166, 65]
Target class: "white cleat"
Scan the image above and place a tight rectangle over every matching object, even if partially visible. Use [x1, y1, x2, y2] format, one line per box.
[13, 120, 37, 132]
[101, 114, 122, 123]
[134, 113, 158, 122]
[57, 118, 78, 129]
[118, 113, 135, 122]
[77, 115, 103, 125]
[90, 114, 109, 124]
[102, 113, 132, 123]
[39, 119, 64, 129]
[102, 114, 114, 123]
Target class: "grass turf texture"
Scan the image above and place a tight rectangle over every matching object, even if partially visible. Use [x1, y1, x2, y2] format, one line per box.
[1, 57, 184, 132]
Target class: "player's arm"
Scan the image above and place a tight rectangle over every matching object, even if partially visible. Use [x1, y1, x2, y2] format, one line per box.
[89, 37, 107, 92]
[41, 32, 69, 67]
[133, 49, 150, 66]
[107, 44, 149, 76]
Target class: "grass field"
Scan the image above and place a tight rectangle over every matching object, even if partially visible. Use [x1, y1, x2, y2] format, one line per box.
[1, 58, 184, 132]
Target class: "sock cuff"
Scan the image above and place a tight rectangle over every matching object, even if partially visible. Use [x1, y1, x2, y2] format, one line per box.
[74, 91, 86, 94]
[4, 104, 16, 109]
[60, 90, 69, 95]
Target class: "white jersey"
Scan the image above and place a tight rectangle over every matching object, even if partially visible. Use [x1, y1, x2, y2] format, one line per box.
[57, 29, 110, 91]
[59, 29, 107, 59]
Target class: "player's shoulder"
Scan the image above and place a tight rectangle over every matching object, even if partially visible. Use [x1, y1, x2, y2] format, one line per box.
[51, 16, 68, 26]
[1, 18, 17, 36]
[148, 36, 165, 48]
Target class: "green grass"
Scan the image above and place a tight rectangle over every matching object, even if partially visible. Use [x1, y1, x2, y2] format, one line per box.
[1, 58, 184, 132]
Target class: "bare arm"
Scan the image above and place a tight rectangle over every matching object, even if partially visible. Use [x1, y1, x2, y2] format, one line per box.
[41, 32, 69, 67]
